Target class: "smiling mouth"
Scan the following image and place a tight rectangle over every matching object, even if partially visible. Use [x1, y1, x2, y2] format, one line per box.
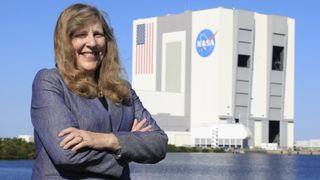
[80, 52, 99, 60]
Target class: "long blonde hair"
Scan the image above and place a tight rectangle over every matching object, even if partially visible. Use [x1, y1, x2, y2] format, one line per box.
[54, 3, 130, 104]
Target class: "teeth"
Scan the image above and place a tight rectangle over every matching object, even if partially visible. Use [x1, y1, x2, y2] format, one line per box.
[80, 52, 95, 59]
[82, 52, 98, 55]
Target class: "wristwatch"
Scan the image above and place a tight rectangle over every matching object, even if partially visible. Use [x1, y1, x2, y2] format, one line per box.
[115, 148, 122, 158]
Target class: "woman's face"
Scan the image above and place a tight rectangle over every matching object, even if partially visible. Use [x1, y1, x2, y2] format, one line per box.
[71, 20, 106, 74]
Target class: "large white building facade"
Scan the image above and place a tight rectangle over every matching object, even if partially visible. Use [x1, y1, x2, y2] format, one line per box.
[131, 7, 294, 149]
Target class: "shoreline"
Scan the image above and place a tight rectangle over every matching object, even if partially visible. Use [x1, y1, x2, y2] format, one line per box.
[168, 144, 320, 155]
[264, 150, 320, 155]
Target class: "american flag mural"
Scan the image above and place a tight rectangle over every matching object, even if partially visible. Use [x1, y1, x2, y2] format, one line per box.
[135, 23, 154, 75]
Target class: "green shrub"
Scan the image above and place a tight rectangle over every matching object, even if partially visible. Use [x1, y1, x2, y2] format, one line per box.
[0, 138, 35, 160]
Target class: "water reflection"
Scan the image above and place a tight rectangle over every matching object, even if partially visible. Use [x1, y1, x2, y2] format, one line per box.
[225, 153, 296, 180]
[130, 153, 300, 180]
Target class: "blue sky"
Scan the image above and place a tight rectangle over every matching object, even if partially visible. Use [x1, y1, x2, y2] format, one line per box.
[0, 0, 319, 141]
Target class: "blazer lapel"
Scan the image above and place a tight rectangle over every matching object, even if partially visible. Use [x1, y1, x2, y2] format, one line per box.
[107, 99, 123, 132]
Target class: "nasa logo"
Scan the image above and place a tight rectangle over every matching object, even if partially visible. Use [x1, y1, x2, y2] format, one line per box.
[196, 29, 216, 57]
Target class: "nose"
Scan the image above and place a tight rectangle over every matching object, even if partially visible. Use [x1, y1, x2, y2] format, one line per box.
[86, 33, 97, 48]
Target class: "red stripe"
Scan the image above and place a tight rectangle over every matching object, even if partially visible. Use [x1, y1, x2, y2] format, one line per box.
[148, 23, 152, 74]
[135, 43, 138, 74]
[141, 43, 144, 74]
[148, 23, 151, 74]
[136, 45, 138, 75]
[146, 23, 149, 74]
[138, 45, 140, 74]
[144, 24, 147, 74]
[138, 45, 142, 74]
[150, 23, 153, 74]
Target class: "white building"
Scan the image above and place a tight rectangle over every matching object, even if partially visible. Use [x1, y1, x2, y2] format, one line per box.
[295, 140, 320, 150]
[17, 135, 34, 143]
[132, 7, 294, 149]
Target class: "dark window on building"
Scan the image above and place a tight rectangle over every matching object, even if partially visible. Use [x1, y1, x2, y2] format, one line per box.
[272, 46, 284, 71]
[269, 120, 280, 144]
[235, 118, 239, 123]
[238, 54, 250, 68]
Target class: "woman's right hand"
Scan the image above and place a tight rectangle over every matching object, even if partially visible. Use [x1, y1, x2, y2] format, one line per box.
[131, 118, 152, 132]
[58, 128, 120, 152]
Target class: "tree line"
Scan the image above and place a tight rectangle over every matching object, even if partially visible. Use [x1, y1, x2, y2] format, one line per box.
[0, 138, 35, 160]
[167, 144, 225, 153]
[0, 138, 227, 160]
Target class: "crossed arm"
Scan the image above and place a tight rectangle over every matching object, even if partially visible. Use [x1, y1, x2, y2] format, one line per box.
[58, 119, 152, 152]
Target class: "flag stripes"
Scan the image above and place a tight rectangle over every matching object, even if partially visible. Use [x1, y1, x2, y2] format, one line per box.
[135, 23, 154, 75]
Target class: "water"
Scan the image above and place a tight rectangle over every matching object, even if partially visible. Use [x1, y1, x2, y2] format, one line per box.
[0, 160, 33, 180]
[1, 153, 320, 180]
[131, 153, 320, 180]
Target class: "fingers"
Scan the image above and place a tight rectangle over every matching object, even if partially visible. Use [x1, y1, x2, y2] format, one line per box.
[139, 124, 153, 132]
[61, 135, 84, 150]
[58, 127, 77, 137]
[71, 140, 86, 151]
[132, 119, 138, 129]
[59, 133, 76, 147]
[134, 118, 147, 131]
[131, 118, 153, 132]
[58, 127, 85, 150]
[131, 118, 144, 132]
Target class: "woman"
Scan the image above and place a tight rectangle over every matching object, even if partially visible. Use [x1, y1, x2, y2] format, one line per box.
[31, 3, 168, 179]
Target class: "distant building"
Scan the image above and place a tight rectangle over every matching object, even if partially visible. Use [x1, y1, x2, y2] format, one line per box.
[192, 124, 251, 149]
[132, 7, 294, 149]
[295, 140, 320, 150]
[17, 135, 34, 143]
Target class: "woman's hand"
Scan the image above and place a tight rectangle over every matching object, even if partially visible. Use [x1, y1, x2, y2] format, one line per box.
[58, 119, 152, 151]
[131, 118, 152, 132]
[58, 128, 120, 152]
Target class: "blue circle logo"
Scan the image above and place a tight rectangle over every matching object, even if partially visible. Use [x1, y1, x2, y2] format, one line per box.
[196, 29, 216, 57]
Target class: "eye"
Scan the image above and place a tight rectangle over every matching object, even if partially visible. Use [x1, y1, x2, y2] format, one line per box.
[73, 32, 87, 38]
[94, 32, 105, 38]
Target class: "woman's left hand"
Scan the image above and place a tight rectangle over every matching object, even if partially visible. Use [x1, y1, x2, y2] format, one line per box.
[58, 127, 120, 152]
[131, 118, 152, 132]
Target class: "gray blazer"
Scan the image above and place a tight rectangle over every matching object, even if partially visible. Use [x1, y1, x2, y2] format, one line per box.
[31, 69, 168, 179]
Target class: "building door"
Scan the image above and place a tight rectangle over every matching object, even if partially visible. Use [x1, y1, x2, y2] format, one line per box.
[269, 120, 280, 145]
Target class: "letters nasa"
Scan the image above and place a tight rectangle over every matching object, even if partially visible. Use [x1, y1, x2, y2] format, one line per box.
[195, 29, 216, 58]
